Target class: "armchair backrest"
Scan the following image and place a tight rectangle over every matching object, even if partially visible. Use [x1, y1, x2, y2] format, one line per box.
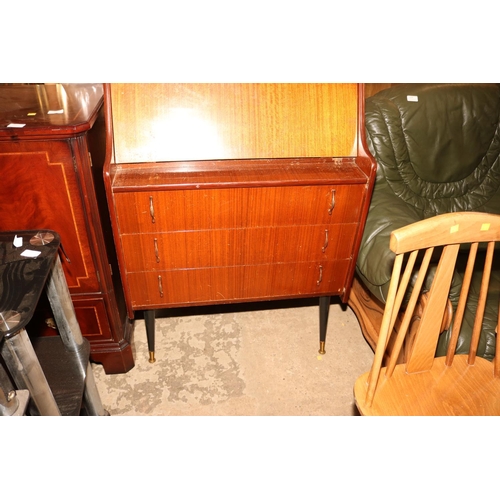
[365, 83, 500, 216]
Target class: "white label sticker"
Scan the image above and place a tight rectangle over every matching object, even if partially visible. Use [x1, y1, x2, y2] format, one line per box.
[7, 123, 26, 128]
[21, 249, 41, 258]
[47, 109, 64, 114]
[407, 95, 419, 102]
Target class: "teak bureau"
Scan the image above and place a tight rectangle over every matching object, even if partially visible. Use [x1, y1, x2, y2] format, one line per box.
[103, 84, 376, 363]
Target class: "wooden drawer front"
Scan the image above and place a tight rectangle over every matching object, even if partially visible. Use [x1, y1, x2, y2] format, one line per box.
[120, 223, 358, 272]
[114, 184, 365, 234]
[126, 261, 350, 308]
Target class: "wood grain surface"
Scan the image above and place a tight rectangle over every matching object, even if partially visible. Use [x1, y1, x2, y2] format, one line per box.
[110, 83, 358, 163]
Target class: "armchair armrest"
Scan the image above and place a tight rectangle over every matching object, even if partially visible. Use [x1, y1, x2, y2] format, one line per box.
[356, 180, 423, 302]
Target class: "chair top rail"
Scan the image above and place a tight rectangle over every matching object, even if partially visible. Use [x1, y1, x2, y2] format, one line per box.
[390, 212, 500, 254]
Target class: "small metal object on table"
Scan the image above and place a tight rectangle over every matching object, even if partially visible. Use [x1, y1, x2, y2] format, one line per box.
[0, 230, 106, 416]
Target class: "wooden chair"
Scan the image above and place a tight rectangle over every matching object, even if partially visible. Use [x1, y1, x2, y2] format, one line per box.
[354, 212, 500, 416]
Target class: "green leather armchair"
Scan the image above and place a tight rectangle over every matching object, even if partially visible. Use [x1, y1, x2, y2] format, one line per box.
[350, 83, 500, 360]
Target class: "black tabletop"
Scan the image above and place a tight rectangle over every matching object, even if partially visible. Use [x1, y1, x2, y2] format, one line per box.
[0, 230, 60, 340]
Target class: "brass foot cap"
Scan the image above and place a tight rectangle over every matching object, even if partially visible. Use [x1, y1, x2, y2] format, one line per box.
[148, 351, 156, 363]
[318, 341, 326, 355]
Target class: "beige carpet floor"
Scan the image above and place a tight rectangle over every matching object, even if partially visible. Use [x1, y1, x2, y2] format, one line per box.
[92, 297, 374, 416]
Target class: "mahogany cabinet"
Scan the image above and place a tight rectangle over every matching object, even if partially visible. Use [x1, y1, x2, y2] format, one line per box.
[103, 84, 376, 362]
[0, 84, 134, 373]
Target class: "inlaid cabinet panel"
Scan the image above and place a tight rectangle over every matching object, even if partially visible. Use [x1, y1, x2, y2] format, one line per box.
[0, 145, 99, 293]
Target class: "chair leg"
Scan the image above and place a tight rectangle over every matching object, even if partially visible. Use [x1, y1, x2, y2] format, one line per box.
[319, 296, 330, 354]
[144, 309, 156, 363]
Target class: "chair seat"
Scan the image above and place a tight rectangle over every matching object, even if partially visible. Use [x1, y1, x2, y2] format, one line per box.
[354, 355, 500, 416]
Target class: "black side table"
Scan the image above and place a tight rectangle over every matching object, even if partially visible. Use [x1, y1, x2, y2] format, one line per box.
[0, 230, 106, 416]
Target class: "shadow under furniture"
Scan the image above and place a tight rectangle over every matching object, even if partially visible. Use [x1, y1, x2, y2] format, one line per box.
[349, 83, 500, 362]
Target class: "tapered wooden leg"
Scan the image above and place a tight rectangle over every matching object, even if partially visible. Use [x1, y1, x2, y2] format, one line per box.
[319, 296, 330, 354]
[144, 310, 156, 363]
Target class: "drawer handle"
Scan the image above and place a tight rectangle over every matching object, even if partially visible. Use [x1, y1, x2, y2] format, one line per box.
[158, 275, 164, 297]
[322, 229, 329, 253]
[317, 265, 323, 286]
[154, 238, 160, 263]
[328, 189, 336, 215]
[149, 196, 156, 224]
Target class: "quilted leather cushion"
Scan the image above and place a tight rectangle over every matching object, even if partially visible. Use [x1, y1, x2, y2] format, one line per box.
[365, 83, 500, 216]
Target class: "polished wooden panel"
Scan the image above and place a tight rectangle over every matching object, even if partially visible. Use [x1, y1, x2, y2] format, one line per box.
[127, 261, 350, 309]
[110, 83, 358, 163]
[0, 83, 104, 138]
[114, 184, 365, 234]
[120, 224, 358, 271]
[111, 158, 366, 190]
[0, 144, 99, 293]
